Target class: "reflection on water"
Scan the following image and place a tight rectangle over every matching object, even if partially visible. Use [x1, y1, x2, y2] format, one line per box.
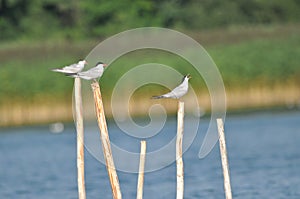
[0, 111, 300, 199]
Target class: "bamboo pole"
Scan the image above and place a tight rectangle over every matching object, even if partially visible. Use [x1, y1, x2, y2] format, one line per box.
[176, 101, 184, 199]
[137, 140, 146, 199]
[91, 81, 122, 199]
[217, 118, 232, 199]
[74, 77, 86, 199]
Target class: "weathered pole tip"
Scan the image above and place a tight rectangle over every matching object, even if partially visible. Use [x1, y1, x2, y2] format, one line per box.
[91, 81, 99, 89]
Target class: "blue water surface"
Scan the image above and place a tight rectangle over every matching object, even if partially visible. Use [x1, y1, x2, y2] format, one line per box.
[0, 110, 300, 199]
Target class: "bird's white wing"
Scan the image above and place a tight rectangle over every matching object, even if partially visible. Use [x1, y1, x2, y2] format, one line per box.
[167, 83, 188, 98]
[77, 69, 94, 80]
[62, 63, 82, 72]
[63, 63, 78, 69]
[152, 77, 189, 99]
[52, 63, 82, 73]
[158, 85, 182, 99]
[77, 67, 104, 80]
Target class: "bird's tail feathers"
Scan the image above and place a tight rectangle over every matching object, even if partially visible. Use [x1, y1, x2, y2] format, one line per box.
[51, 68, 63, 73]
[65, 73, 79, 78]
[151, 95, 164, 99]
[51, 69, 76, 75]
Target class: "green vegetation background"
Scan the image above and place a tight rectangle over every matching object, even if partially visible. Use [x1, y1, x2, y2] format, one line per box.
[1, 0, 300, 40]
[0, 0, 300, 104]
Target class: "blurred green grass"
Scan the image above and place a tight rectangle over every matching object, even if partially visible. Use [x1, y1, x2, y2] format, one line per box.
[0, 24, 299, 103]
[209, 34, 300, 88]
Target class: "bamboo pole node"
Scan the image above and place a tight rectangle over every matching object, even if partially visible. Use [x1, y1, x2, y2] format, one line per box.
[74, 77, 86, 199]
[91, 81, 122, 199]
[137, 140, 147, 199]
[217, 118, 233, 199]
[176, 101, 185, 199]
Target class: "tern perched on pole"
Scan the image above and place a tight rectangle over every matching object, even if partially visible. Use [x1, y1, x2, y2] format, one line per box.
[51, 60, 87, 74]
[68, 62, 107, 81]
[152, 74, 191, 99]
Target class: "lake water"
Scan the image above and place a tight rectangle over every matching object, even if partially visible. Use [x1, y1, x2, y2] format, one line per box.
[0, 110, 300, 199]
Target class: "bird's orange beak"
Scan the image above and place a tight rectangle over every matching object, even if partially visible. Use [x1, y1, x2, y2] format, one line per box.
[103, 64, 108, 67]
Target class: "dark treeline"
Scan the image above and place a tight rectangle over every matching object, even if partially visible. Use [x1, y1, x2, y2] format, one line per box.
[1, 0, 300, 40]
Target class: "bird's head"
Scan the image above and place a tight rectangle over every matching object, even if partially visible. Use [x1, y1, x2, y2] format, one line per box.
[78, 60, 88, 66]
[185, 74, 192, 80]
[96, 62, 108, 68]
[181, 74, 191, 83]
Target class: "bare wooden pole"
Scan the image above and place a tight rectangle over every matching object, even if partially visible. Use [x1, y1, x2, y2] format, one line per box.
[91, 81, 122, 199]
[217, 118, 233, 199]
[137, 140, 146, 199]
[176, 101, 184, 199]
[74, 77, 86, 199]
